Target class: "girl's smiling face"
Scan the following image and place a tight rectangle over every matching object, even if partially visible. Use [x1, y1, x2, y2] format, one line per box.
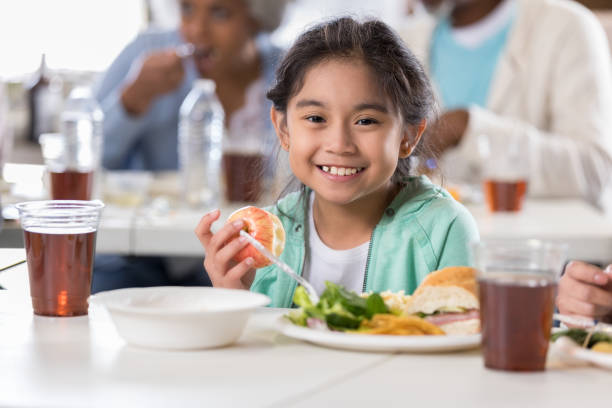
[272, 58, 421, 207]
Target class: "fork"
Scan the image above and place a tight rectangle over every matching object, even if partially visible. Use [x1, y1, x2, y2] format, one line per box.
[239, 230, 320, 304]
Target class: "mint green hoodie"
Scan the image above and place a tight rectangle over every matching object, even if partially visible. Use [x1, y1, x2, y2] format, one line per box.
[251, 176, 479, 308]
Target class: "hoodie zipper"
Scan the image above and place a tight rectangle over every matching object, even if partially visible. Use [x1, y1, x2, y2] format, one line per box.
[362, 229, 375, 293]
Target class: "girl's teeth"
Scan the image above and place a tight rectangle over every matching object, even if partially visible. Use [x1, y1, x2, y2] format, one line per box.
[321, 166, 362, 176]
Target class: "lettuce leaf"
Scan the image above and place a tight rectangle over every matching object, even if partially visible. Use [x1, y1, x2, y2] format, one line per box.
[289, 281, 390, 331]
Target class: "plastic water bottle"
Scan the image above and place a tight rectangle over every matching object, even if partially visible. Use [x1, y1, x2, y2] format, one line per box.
[178, 79, 224, 208]
[60, 87, 104, 169]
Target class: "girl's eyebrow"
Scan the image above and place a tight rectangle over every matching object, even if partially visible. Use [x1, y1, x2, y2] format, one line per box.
[295, 99, 388, 113]
[295, 99, 325, 108]
[354, 103, 388, 114]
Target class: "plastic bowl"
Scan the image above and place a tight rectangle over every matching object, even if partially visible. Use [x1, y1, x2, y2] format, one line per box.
[90, 286, 270, 350]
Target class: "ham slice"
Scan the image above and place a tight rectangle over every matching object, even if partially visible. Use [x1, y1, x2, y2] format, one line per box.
[424, 309, 480, 326]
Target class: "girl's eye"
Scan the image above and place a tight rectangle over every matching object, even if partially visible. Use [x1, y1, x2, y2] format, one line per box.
[356, 118, 379, 125]
[306, 115, 325, 123]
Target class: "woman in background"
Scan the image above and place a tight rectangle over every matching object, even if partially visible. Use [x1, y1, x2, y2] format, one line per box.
[95, 0, 288, 170]
[92, 0, 290, 292]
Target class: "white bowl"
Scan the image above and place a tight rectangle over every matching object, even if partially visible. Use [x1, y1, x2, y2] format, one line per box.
[90, 286, 270, 350]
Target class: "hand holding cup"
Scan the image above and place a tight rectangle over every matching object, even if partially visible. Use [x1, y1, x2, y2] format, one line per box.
[557, 261, 612, 322]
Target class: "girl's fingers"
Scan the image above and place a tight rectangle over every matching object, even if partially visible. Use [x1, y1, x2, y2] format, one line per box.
[207, 257, 253, 290]
[203, 255, 226, 285]
[225, 258, 256, 285]
[195, 209, 221, 247]
[208, 218, 245, 253]
[214, 234, 250, 267]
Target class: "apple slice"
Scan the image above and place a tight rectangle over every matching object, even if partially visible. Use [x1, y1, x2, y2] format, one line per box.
[227, 206, 286, 268]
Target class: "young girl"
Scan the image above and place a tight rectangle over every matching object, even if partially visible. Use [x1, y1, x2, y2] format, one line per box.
[195, 17, 479, 307]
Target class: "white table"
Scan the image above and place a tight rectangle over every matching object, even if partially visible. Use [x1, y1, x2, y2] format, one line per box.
[3, 166, 612, 263]
[123, 197, 612, 264]
[0, 249, 610, 408]
[4, 198, 612, 263]
[467, 199, 612, 264]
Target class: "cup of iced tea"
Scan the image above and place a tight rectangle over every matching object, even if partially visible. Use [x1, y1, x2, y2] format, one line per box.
[40, 132, 100, 201]
[222, 127, 271, 203]
[16, 200, 104, 317]
[478, 133, 529, 212]
[473, 239, 567, 371]
[222, 150, 264, 202]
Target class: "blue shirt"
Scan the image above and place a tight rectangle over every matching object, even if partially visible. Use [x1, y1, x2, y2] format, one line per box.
[430, 16, 514, 109]
[94, 29, 282, 171]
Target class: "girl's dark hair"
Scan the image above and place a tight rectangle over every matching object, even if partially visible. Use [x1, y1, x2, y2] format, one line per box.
[267, 16, 437, 187]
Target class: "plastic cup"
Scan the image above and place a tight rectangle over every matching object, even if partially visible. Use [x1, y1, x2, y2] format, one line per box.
[16, 200, 104, 316]
[222, 151, 264, 202]
[40, 130, 101, 201]
[222, 125, 274, 203]
[473, 239, 567, 371]
[478, 133, 529, 212]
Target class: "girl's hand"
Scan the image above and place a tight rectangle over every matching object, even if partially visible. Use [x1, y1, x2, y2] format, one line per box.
[557, 261, 612, 322]
[195, 209, 256, 290]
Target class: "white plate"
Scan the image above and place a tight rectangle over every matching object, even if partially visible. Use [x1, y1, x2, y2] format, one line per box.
[278, 317, 481, 353]
[550, 337, 612, 370]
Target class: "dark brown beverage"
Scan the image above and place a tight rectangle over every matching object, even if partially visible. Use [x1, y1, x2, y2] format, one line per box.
[483, 179, 527, 212]
[50, 170, 94, 200]
[222, 152, 264, 202]
[23, 228, 97, 316]
[479, 273, 556, 371]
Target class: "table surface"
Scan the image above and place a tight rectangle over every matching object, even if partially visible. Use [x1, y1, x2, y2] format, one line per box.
[2, 167, 612, 263]
[128, 197, 612, 263]
[0, 249, 610, 408]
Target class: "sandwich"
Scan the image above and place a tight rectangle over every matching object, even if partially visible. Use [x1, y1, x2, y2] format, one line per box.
[403, 266, 480, 335]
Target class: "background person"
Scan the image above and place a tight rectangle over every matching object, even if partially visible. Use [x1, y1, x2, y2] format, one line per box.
[92, 0, 290, 293]
[401, 0, 612, 209]
[95, 0, 288, 170]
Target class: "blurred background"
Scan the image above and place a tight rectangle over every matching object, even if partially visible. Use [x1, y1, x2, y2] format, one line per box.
[0, 0, 416, 165]
[0, 0, 610, 166]
[0, 0, 610, 164]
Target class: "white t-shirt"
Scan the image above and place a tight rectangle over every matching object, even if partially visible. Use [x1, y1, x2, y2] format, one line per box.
[302, 193, 370, 295]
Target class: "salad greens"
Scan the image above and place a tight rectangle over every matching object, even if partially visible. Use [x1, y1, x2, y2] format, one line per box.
[551, 328, 612, 348]
[287, 281, 391, 331]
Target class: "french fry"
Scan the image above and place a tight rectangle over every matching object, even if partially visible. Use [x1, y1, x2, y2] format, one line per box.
[592, 341, 612, 353]
[359, 314, 445, 336]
